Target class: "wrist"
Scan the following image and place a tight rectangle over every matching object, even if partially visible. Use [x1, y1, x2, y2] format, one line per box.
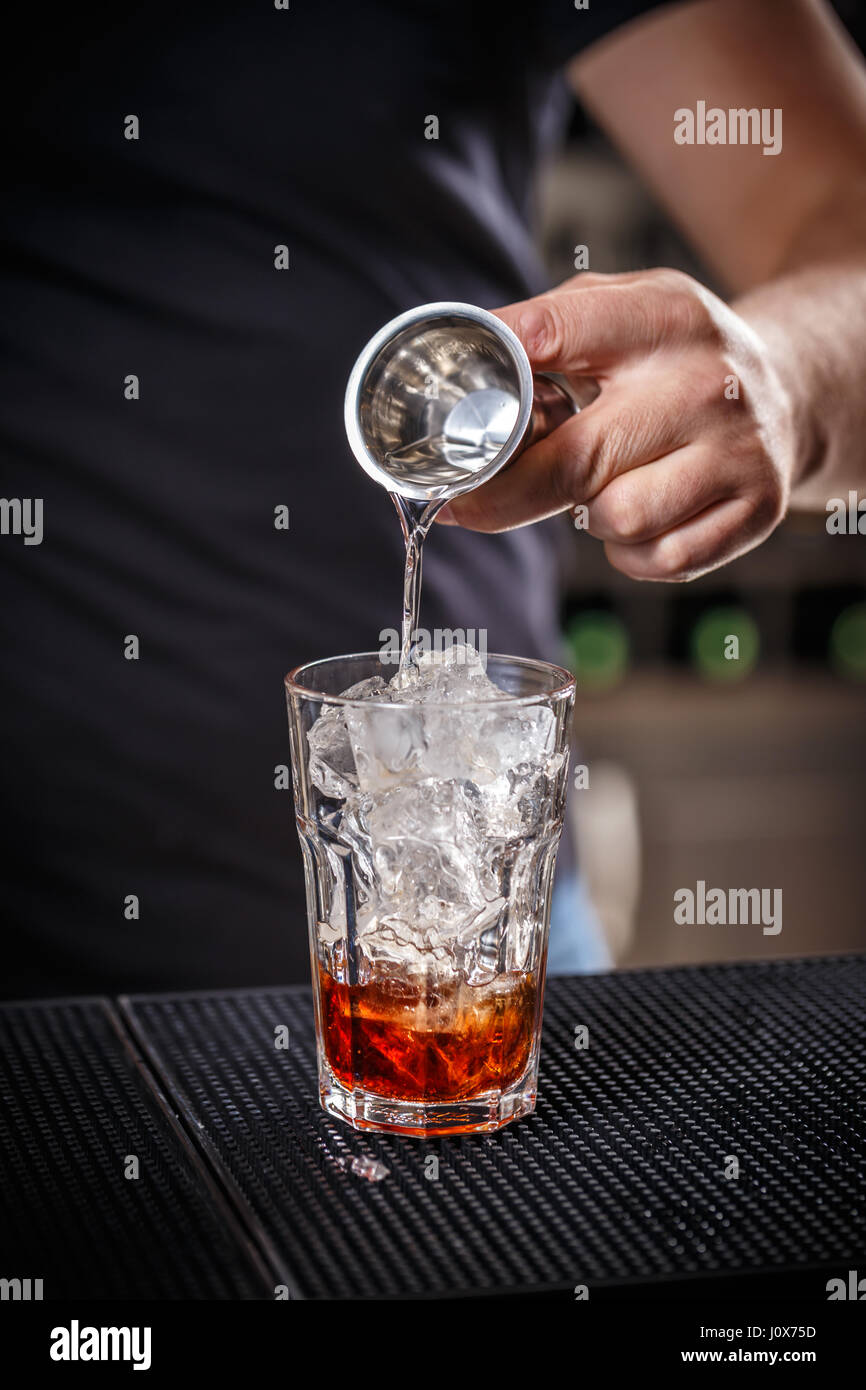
[734, 299, 825, 499]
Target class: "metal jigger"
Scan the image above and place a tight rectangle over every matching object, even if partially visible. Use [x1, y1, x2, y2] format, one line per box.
[344, 301, 584, 503]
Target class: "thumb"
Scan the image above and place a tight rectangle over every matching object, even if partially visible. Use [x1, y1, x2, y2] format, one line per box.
[493, 276, 669, 375]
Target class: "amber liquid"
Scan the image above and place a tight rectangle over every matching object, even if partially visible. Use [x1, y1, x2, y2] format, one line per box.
[319, 965, 537, 1103]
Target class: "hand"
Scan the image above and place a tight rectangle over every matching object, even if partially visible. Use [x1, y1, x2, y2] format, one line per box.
[437, 270, 798, 582]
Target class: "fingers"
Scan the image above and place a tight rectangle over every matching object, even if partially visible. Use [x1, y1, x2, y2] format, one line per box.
[586, 445, 739, 545]
[603, 496, 766, 583]
[492, 269, 706, 375]
[437, 378, 690, 533]
[437, 422, 577, 531]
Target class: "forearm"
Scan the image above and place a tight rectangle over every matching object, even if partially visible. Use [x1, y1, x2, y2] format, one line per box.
[733, 184, 866, 510]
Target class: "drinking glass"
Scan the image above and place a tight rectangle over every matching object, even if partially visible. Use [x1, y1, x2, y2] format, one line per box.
[285, 650, 575, 1136]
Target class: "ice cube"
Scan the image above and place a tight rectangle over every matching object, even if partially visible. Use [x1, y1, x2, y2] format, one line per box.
[342, 780, 505, 973]
[475, 754, 566, 839]
[304, 643, 563, 981]
[307, 675, 387, 798]
[486, 702, 556, 768]
[350, 1155, 389, 1182]
[342, 645, 508, 791]
[365, 780, 494, 902]
[344, 700, 426, 791]
[395, 642, 504, 702]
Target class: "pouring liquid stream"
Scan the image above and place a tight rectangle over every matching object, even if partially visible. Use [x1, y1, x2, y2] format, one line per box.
[391, 494, 446, 674]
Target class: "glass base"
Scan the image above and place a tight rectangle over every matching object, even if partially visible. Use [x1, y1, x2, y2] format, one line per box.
[320, 1068, 537, 1138]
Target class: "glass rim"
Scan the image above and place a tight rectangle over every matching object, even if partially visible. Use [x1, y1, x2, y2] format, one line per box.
[284, 650, 576, 710]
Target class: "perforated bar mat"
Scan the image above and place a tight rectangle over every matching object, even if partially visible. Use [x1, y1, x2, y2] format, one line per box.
[0, 997, 270, 1299]
[123, 955, 866, 1300]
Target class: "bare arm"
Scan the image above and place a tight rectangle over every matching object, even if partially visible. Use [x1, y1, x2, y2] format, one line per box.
[440, 0, 866, 576]
[571, 0, 866, 507]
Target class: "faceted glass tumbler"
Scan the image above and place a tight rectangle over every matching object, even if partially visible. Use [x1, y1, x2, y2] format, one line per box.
[285, 651, 575, 1137]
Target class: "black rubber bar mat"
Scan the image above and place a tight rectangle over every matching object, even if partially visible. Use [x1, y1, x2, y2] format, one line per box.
[122, 954, 866, 1300]
[0, 997, 271, 1299]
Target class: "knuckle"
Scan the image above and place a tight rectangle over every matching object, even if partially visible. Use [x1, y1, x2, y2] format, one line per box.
[652, 531, 698, 581]
[547, 435, 585, 510]
[652, 269, 720, 344]
[527, 298, 566, 360]
[554, 424, 608, 501]
[582, 432, 616, 497]
[603, 541, 640, 579]
[601, 481, 650, 542]
[684, 291, 722, 344]
[564, 270, 605, 289]
[648, 266, 693, 293]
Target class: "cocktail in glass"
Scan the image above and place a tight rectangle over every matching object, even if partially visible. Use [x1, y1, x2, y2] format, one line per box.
[285, 646, 575, 1137]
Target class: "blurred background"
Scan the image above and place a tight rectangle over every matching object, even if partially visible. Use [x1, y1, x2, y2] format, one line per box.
[544, 0, 866, 970]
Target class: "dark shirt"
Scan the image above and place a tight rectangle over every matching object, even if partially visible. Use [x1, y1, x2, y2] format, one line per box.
[0, 1, 664, 995]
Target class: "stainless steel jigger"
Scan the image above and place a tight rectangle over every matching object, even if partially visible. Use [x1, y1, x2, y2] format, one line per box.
[344, 301, 580, 503]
